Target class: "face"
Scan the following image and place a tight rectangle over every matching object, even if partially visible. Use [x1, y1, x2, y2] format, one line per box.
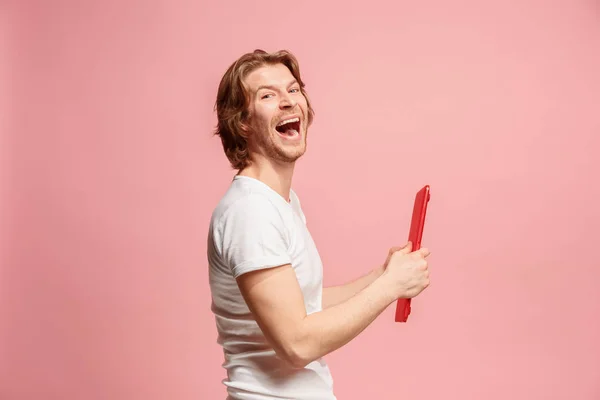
[243, 63, 310, 164]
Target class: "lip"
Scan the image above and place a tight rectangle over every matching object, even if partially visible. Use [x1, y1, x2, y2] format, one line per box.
[275, 114, 302, 127]
[277, 131, 302, 142]
[273, 114, 303, 140]
[273, 115, 303, 142]
[274, 127, 302, 141]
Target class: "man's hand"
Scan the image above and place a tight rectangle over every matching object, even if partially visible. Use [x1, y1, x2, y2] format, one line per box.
[321, 244, 414, 309]
[381, 241, 431, 299]
[381, 243, 410, 272]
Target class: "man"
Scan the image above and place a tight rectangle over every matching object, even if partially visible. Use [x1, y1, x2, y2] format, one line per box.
[207, 49, 431, 400]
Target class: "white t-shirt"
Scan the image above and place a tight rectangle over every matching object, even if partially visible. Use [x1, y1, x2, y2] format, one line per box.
[207, 175, 337, 400]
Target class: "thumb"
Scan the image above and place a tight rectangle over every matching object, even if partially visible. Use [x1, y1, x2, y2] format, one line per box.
[398, 241, 413, 254]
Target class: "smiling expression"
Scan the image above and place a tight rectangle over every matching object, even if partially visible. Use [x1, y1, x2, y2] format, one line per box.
[243, 63, 310, 164]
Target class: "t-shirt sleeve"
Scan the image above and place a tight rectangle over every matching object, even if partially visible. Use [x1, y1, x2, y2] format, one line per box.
[217, 195, 292, 278]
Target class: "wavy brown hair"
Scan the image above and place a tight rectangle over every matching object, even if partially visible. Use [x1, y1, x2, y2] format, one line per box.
[214, 49, 315, 170]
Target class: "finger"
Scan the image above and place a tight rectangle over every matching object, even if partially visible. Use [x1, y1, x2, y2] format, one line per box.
[395, 241, 412, 251]
[418, 247, 431, 258]
[398, 241, 413, 254]
[388, 245, 404, 255]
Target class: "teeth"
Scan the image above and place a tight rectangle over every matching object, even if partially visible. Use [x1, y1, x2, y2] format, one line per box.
[276, 117, 300, 127]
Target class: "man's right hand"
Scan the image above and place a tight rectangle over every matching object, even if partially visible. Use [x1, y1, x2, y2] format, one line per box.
[381, 242, 431, 299]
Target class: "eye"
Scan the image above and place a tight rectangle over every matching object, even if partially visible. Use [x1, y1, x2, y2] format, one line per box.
[261, 93, 275, 99]
[289, 87, 300, 93]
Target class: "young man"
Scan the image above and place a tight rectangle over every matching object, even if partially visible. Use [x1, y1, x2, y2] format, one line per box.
[207, 49, 431, 400]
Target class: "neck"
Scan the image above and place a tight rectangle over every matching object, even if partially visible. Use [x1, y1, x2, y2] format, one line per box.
[238, 155, 295, 202]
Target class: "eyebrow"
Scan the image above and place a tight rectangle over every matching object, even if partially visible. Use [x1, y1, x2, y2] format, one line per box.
[255, 79, 299, 94]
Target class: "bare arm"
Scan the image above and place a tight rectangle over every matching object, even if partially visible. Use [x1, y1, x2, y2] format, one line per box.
[235, 245, 430, 369]
[322, 265, 384, 309]
[237, 264, 395, 369]
[322, 246, 405, 309]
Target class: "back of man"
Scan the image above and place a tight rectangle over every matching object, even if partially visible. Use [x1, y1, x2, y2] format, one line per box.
[208, 175, 336, 399]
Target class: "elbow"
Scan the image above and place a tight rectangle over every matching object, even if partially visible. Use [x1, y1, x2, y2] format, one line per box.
[282, 348, 312, 369]
[277, 340, 313, 369]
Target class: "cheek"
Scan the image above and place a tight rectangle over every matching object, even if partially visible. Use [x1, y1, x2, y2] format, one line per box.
[298, 96, 309, 111]
[251, 111, 274, 130]
[257, 105, 278, 125]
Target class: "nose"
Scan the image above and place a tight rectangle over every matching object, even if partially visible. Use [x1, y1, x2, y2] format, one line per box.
[279, 92, 297, 109]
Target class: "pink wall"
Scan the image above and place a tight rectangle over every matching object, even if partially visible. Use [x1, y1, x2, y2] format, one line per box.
[3, 1, 599, 399]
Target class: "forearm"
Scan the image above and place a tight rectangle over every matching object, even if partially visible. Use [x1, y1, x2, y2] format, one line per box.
[322, 265, 384, 309]
[292, 275, 395, 367]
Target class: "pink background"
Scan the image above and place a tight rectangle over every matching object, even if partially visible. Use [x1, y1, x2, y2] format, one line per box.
[2, 1, 600, 399]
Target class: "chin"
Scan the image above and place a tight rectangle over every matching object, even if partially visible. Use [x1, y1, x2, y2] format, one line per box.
[262, 128, 308, 163]
[274, 145, 306, 163]
[281, 150, 305, 163]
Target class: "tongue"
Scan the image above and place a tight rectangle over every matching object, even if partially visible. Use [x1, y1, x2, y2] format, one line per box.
[284, 128, 297, 136]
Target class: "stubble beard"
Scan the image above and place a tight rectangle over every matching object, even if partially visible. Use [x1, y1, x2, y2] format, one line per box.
[254, 120, 307, 164]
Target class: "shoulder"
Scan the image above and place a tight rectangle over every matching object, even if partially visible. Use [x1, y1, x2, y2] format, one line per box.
[211, 177, 291, 225]
[209, 192, 291, 255]
[214, 192, 284, 227]
[209, 192, 293, 277]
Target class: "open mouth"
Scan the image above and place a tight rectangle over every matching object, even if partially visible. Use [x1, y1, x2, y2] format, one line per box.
[275, 117, 301, 139]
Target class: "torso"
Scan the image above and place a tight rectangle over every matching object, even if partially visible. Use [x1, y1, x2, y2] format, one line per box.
[207, 176, 336, 400]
